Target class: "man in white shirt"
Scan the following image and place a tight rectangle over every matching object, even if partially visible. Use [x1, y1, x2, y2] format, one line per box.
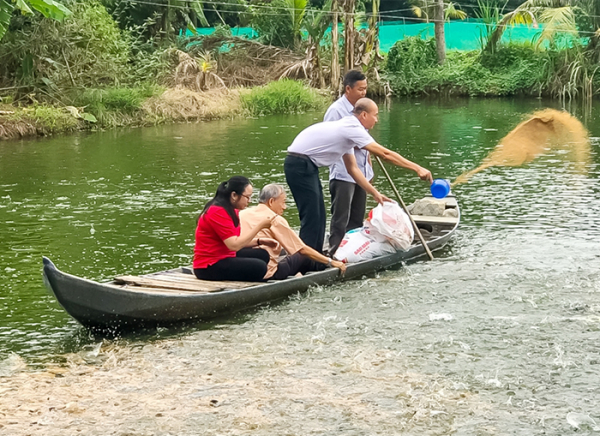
[324, 70, 373, 254]
[284, 98, 433, 253]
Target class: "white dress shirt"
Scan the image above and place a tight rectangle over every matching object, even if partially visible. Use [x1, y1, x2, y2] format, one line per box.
[287, 116, 375, 168]
[324, 95, 374, 183]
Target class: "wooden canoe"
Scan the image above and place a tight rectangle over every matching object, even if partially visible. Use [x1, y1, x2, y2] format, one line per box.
[43, 195, 460, 332]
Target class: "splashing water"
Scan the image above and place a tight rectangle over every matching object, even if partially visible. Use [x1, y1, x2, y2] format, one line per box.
[453, 109, 591, 186]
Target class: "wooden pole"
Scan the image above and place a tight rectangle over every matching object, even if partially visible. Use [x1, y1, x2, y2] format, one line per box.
[375, 156, 434, 261]
[331, 0, 340, 94]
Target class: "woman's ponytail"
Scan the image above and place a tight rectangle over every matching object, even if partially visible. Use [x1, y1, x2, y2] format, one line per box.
[200, 176, 250, 227]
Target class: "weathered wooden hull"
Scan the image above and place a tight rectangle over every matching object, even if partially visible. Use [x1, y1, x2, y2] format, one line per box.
[43, 198, 459, 332]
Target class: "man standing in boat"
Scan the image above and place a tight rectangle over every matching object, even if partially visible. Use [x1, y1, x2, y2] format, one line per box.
[284, 98, 433, 253]
[324, 70, 372, 255]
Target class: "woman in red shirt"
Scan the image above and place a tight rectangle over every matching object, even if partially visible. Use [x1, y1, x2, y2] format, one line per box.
[194, 176, 275, 282]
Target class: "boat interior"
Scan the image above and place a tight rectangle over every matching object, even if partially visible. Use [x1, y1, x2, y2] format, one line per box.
[110, 196, 459, 295]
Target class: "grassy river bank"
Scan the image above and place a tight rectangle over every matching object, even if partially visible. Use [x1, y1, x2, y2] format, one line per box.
[0, 81, 329, 141]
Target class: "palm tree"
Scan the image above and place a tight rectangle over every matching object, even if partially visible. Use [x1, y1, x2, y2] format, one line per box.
[483, 0, 581, 53]
[365, 0, 381, 58]
[410, 0, 467, 64]
[483, 0, 599, 102]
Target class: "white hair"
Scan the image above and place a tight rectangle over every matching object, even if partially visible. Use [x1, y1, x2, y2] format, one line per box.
[258, 184, 285, 204]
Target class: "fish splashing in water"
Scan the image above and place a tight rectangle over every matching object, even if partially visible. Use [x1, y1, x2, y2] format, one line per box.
[453, 109, 590, 186]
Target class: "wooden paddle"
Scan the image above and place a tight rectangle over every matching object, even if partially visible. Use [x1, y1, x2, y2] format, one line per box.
[374, 156, 434, 261]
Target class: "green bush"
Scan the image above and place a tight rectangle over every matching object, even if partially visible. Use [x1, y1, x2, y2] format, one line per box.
[0, 1, 130, 91]
[479, 43, 539, 71]
[386, 36, 437, 73]
[30, 105, 81, 133]
[250, 0, 294, 49]
[240, 79, 327, 116]
[385, 44, 542, 97]
[69, 85, 162, 126]
[6, 105, 81, 135]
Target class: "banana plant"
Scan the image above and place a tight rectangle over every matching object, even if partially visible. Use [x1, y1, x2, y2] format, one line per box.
[285, 0, 307, 49]
[303, 0, 331, 87]
[0, 0, 71, 41]
[162, 0, 208, 38]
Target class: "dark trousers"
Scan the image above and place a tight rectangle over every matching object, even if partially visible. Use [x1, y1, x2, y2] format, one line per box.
[194, 247, 269, 282]
[284, 154, 326, 253]
[328, 179, 367, 255]
[271, 252, 325, 280]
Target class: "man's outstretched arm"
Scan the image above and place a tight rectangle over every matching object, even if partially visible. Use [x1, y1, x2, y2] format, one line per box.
[364, 142, 433, 183]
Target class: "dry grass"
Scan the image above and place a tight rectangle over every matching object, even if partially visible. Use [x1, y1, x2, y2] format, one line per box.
[190, 36, 310, 88]
[143, 87, 243, 123]
[169, 49, 228, 92]
[0, 117, 38, 140]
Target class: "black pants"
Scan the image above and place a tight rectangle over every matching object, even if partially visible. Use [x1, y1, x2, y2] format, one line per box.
[328, 179, 367, 255]
[271, 252, 325, 280]
[194, 247, 270, 282]
[284, 154, 326, 253]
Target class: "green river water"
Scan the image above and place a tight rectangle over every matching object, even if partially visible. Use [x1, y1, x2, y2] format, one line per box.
[0, 98, 599, 435]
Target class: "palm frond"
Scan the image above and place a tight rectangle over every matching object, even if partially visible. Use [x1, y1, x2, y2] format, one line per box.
[535, 6, 578, 48]
[411, 5, 425, 19]
[516, 0, 563, 8]
[485, 9, 537, 52]
[354, 10, 366, 28]
[279, 59, 311, 80]
[506, 10, 537, 27]
[445, 2, 467, 20]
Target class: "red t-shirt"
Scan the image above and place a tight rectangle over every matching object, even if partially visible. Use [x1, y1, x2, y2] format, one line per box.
[193, 205, 240, 269]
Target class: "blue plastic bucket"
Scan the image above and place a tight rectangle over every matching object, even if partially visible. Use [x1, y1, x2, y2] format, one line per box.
[430, 179, 450, 199]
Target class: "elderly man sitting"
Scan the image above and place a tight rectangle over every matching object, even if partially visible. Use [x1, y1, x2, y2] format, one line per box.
[240, 184, 346, 280]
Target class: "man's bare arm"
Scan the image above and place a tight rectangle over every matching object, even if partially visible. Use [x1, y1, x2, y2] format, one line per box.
[364, 142, 433, 183]
[342, 153, 390, 204]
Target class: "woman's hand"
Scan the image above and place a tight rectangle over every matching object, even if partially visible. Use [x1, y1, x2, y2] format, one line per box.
[257, 215, 277, 230]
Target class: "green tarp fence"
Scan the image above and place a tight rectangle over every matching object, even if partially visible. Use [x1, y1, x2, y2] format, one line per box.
[183, 19, 566, 53]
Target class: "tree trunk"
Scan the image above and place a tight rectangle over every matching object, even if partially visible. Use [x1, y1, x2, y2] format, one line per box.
[364, 0, 380, 66]
[331, 0, 340, 93]
[434, 0, 446, 65]
[315, 50, 326, 89]
[343, 0, 355, 73]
